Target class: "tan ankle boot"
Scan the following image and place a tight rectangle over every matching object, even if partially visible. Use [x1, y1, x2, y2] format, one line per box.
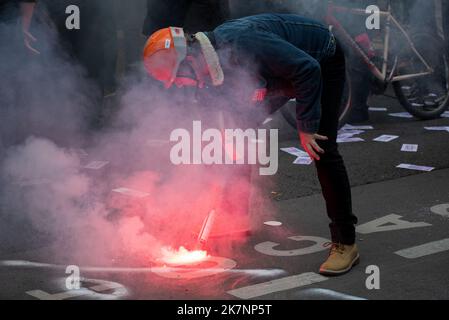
[319, 243, 360, 276]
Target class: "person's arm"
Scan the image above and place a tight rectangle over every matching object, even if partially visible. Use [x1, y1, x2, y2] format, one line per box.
[234, 30, 328, 160]
[20, 0, 40, 54]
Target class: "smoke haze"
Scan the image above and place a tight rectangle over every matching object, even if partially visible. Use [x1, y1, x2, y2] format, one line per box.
[0, 3, 274, 267]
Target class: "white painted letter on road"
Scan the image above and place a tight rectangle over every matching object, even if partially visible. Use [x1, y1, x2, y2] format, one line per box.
[395, 239, 449, 259]
[357, 214, 431, 234]
[227, 273, 328, 299]
[430, 204, 449, 218]
[254, 236, 329, 256]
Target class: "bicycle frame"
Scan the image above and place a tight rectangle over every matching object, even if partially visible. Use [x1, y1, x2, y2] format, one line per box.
[326, 1, 434, 84]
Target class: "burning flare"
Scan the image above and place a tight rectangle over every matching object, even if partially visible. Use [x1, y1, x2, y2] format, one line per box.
[160, 246, 209, 265]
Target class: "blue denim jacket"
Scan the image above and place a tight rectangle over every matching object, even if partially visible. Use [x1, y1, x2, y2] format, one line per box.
[208, 14, 336, 133]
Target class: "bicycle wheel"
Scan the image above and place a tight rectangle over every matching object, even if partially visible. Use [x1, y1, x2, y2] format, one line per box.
[337, 69, 353, 128]
[279, 69, 352, 130]
[393, 32, 449, 119]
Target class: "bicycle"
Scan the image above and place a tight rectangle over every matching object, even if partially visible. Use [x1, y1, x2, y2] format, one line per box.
[280, 0, 449, 129]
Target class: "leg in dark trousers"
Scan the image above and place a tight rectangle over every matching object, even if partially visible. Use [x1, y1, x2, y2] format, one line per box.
[316, 42, 358, 245]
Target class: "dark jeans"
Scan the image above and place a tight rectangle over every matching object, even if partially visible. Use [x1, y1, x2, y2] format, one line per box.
[316, 42, 358, 245]
[262, 41, 357, 244]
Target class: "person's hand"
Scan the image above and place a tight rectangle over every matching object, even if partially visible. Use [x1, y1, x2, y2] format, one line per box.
[299, 131, 328, 161]
[23, 30, 40, 55]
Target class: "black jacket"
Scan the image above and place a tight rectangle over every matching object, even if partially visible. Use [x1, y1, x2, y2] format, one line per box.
[0, 0, 35, 22]
[142, 0, 229, 36]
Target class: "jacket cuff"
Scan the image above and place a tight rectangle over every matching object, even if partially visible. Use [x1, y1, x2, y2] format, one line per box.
[297, 119, 320, 134]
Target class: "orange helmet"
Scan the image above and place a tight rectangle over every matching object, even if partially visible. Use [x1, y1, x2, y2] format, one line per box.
[143, 27, 187, 88]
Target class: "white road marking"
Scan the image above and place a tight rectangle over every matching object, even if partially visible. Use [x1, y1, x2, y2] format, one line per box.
[389, 112, 413, 118]
[356, 214, 431, 234]
[430, 204, 449, 218]
[254, 236, 329, 256]
[396, 164, 435, 172]
[294, 288, 366, 300]
[395, 238, 449, 259]
[227, 272, 328, 299]
[0, 259, 284, 278]
[26, 278, 128, 300]
[424, 126, 449, 131]
[369, 107, 388, 112]
[152, 256, 237, 280]
[27, 289, 87, 300]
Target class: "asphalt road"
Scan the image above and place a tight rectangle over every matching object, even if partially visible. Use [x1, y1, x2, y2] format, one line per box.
[273, 93, 449, 200]
[1, 93, 449, 300]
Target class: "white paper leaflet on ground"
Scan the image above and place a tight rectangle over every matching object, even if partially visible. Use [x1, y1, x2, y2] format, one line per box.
[293, 156, 313, 165]
[337, 132, 358, 139]
[396, 164, 435, 172]
[369, 107, 388, 112]
[83, 161, 109, 170]
[337, 128, 365, 141]
[441, 111, 449, 118]
[68, 148, 88, 158]
[112, 188, 150, 198]
[15, 178, 52, 187]
[281, 147, 312, 165]
[337, 137, 365, 143]
[401, 144, 418, 152]
[264, 221, 283, 227]
[373, 135, 399, 142]
[338, 129, 365, 135]
[262, 117, 273, 125]
[389, 112, 413, 118]
[281, 147, 308, 157]
[341, 124, 374, 130]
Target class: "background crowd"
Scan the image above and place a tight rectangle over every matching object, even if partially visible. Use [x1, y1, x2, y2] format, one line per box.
[1, 0, 448, 150]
